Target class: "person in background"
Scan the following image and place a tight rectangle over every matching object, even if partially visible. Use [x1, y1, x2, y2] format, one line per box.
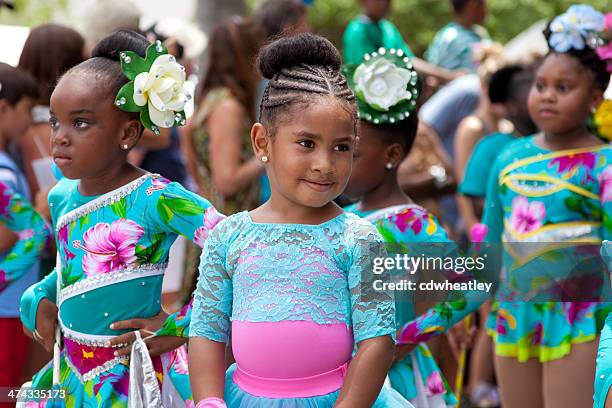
[0, 63, 48, 401]
[454, 42, 508, 236]
[189, 18, 264, 216]
[253, 0, 310, 40]
[343, 0, 461, 84]
[17, 24, 85, 200]
[426, 0, 488, 72]
[456, 62, 536, 408]
[82, 0, 141, 53]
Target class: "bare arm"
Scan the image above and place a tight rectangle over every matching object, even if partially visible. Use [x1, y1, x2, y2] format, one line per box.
[334, 336, 395, 408]
[207, 98, 262, 197]
[0, 225, 17, 252]
[455, 117, 484, 234]
[412, 57, 462, 84]
[188, 337, 227, 403]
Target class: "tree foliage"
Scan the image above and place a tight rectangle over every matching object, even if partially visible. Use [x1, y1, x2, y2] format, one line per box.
[304, 0, 609, 56]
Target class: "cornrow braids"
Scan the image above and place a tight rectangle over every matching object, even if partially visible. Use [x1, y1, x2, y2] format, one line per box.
[257, 33, 357, 136]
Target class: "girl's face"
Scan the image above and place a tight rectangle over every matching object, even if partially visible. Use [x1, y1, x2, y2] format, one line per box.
[344, 121, 388, 200]
[262, 98, 356, 209]
[50, 71, 138, 180]
[528, 53, 602, 136]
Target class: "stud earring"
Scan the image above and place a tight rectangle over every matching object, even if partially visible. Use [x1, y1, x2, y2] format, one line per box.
[261, 155, 269, 163]
[123, 144, 129, 150]
[386, 162, 393, 170]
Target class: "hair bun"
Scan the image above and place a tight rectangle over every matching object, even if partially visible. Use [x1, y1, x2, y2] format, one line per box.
[257, 33, 341, 79]
[91, 30, 148, 61]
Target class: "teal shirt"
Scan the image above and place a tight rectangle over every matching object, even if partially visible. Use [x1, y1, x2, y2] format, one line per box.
[425, 22, 486, 71]
[459, 132, 516, 197]
[343, 15, 414, 65]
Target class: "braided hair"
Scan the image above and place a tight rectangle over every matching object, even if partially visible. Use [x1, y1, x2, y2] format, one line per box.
[257, 33, 357, 135]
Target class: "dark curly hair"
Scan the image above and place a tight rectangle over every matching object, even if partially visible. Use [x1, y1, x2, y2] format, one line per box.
[257, 33, 357, 135]
[543, 22, 610, 92]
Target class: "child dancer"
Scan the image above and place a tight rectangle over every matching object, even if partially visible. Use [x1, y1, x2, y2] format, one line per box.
[480, 5, 612, 407]
[0, 62, 50, 397]
[189, 33, 411, 408]
[343, 48, 481, 407]
[20, 31, 223, 407]
[0, 181, 49, 397]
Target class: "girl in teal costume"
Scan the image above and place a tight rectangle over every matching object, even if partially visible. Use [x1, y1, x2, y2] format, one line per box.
[343, 49, 484, 407]
[20, 31, 223, 407]
[480, 6, 612, 407]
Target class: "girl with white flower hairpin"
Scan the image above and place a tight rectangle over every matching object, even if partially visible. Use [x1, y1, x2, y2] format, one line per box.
[19, 30, 224, 407]
[472, 5, 612, 408]
[343, 48, 488, 408]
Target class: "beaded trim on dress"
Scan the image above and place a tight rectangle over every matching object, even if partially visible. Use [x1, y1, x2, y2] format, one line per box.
[58, 263, 167, 305]
[56, 173, 154, 232]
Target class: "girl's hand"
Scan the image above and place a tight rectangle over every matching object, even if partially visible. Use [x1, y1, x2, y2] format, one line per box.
[393, 343, 416, 363]
[113, 335, 187, 358]
[30, 298, 58, 352]
[109, 309, 179, 356]
[446, 320, 476, 360]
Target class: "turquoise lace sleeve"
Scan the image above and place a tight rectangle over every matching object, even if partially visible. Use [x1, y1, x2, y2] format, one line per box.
[20, 269, 58, 332]
[0, 181, 49, 292]
[190, 222, 232, 343]
[349, 220, 396, 344]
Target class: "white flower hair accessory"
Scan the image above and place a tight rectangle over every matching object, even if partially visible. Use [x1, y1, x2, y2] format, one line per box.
[548, 4, 605, 53]
[343, 48, 419, 125]
[114, 40, 193, 134]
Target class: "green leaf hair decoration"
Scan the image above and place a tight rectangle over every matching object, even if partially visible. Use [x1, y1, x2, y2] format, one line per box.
[114, 40, 194, 135]
[343, 48, 420, 125]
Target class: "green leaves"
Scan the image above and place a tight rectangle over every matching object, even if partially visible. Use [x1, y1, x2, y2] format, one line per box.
[135, 233, 165, 264]
[119, 51, 148, 81]
[156, 194, 205, 224]
[110, 198, 127, 219]
[115, 82, 141, 113]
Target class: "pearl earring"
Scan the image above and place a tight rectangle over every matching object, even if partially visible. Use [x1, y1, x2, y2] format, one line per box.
[261, 155, 269, 163]
[123, 144, 129, 150]
[386, 163, 393, 170]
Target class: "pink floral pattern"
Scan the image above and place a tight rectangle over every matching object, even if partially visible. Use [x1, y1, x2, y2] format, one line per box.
[395, 208, 427, 234]
[550, 152, 596, 175]
[81, 219, 144, 276]
[425, 371, 446, 396]
[193, 207, 224, 248]
[509, 196, 546, 234]
[0, 182, 10, 217]
[600, 166, 612, 202]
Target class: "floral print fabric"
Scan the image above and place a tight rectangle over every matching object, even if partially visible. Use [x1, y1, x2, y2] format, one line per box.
[482, 136, 612, 362]
[21, 173, 223, 407]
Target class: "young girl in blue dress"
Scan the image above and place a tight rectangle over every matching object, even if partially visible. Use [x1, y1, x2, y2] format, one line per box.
[189, 33, 411, 408]
[20, 30, 223, 407]
[480, 5, 612, 408]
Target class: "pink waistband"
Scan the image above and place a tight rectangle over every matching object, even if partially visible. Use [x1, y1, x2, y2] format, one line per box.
[232, 361, 349, 398]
